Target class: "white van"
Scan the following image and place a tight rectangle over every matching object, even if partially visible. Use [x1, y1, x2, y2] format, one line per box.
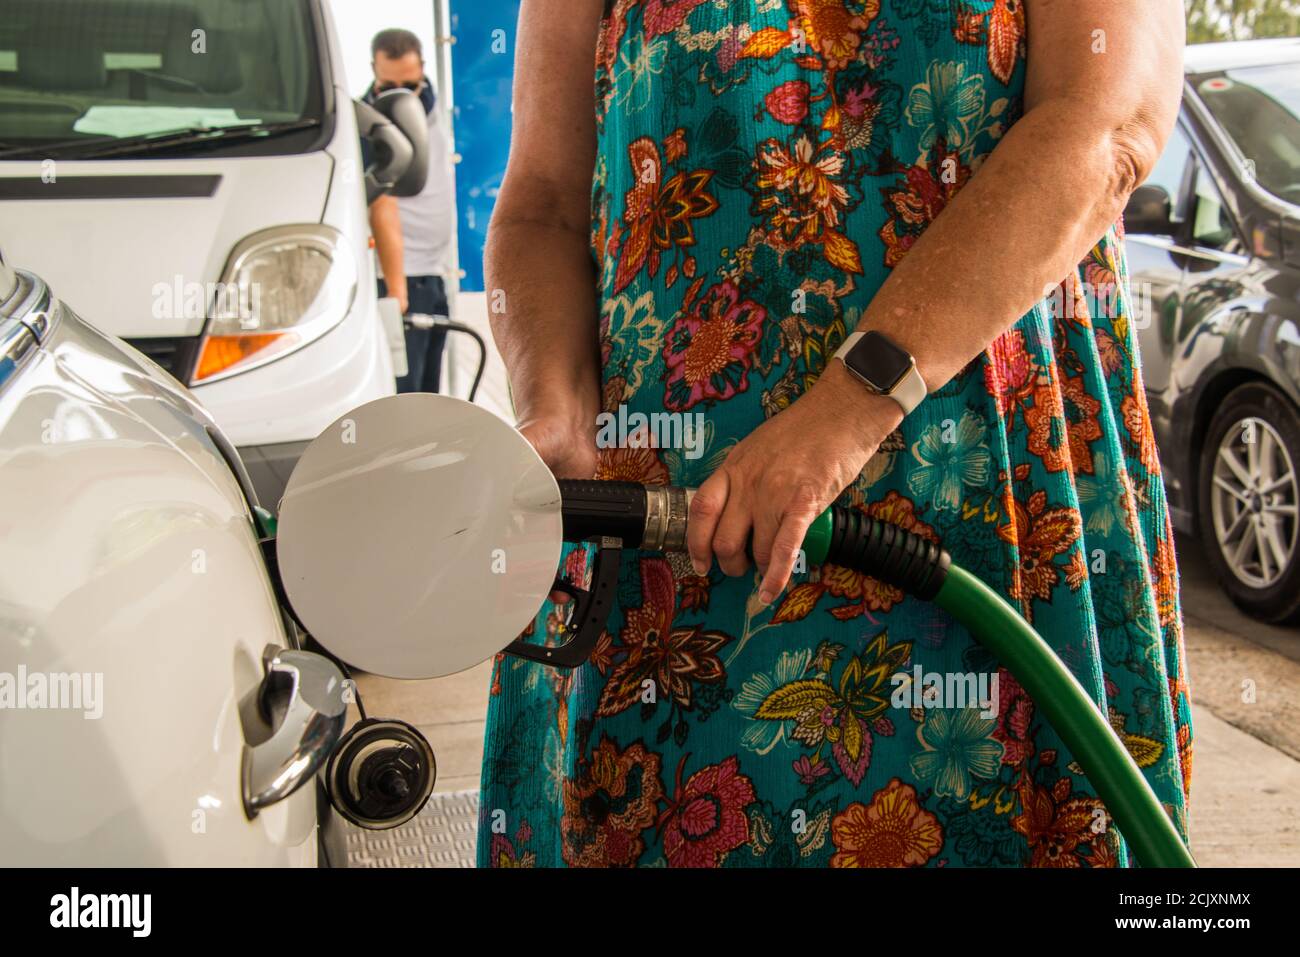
[0, 0, 412, 505]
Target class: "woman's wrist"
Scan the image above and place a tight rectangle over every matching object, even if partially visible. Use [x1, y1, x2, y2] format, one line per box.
[512, 379, 600, 431]
[515, 397, 597, 440]
[813, 360, 906, 447]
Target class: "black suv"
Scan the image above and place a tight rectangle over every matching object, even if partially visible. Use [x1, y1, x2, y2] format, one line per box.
[1124, 38, 1300, 623]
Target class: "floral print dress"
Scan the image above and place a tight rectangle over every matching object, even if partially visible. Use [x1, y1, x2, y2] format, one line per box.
[478, 0, 1193, 868]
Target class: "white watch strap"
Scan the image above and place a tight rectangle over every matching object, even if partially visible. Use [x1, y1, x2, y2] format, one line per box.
[832, 331, 865, 362]
[833, 331, 928, 417]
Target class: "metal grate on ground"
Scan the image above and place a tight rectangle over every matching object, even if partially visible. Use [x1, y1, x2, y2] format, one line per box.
[344, 788, 479, 868]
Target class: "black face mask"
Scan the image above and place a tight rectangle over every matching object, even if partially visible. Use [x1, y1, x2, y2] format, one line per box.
[366, 76, 436, 116]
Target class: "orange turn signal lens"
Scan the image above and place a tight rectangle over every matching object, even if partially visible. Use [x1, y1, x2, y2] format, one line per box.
[193, 333, 287, 383]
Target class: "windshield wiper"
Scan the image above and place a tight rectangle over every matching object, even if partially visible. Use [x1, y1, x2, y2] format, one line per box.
[0, 119, 322, 161]
[77, 118, 323, 158]
[0, 133, 121, 160]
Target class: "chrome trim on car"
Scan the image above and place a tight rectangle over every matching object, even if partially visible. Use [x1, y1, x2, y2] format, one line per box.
[240, 646, 349, 819]
[0, 269, 56, 395]
[1125, 233, 1251, 267]
[0, 317, 39, 393]
[0, 269, 56, 341]
[1167, 243, 1251, 266]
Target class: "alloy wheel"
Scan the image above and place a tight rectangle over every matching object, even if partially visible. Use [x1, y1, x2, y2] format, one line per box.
[1210, 416, 1299, 589]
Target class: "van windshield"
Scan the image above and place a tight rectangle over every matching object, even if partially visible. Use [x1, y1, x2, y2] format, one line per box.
[1194, 63, 1300, 207]
[0, 0, 325, 160]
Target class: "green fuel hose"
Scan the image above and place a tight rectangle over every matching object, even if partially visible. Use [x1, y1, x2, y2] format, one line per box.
[933, 565, 1195, 868]
[553, 481, 1196, 867]
[807, 504, 1196, 868]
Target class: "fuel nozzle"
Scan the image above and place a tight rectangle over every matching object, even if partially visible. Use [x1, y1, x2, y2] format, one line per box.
[556, 480, 949, 598]
[554, 480, 693, 551]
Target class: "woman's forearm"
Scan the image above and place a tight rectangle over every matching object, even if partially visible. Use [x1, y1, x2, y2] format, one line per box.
[485, 0, 605, 434]
[851, 0, 1184, 396]
[485, 210, 601, 430]
[860, 102, 1164, 392]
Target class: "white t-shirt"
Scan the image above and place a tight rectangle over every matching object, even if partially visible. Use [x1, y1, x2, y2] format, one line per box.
[397, 108, 456, 278]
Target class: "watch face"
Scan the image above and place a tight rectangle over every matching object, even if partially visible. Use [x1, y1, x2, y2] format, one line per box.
[844, 330, 911, 392]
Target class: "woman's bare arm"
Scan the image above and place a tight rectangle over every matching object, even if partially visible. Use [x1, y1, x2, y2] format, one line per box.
[856, 0, 1186, 391]
[688, 0, 1186, 603]
[485, 0, 605, 478]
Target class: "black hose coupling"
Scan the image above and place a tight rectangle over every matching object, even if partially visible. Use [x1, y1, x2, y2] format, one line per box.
[826, 506, 951, 601]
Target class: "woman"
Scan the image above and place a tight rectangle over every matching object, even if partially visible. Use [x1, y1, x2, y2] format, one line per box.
[479, 0, 1191, 867]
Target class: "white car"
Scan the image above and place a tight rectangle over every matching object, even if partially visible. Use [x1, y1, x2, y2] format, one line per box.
[0, 0, 416, 507]
[0, 260, 352, 865]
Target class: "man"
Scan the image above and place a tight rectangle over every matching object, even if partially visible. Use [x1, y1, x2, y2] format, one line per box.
[366, 28, 456, 393]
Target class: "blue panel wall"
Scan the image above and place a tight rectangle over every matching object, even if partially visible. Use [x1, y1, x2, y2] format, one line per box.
[449, 1, 520, 292]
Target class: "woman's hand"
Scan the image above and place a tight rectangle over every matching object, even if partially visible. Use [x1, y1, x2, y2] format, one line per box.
[520, 411, 597, 606]
[687, 363, 904, 606]
[519, 413, 598, 480]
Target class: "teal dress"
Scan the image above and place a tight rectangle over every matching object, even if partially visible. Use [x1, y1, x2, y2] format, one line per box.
[478, 0, 1193, 867]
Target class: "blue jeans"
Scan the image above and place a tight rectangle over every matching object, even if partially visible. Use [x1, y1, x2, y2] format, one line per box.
[379, 275, 448, 393]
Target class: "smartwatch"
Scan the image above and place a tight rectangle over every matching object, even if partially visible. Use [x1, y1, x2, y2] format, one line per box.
[832, 330, 928, 417]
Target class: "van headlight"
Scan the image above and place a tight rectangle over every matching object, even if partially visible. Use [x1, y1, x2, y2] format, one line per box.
[192, 224, 358, 384]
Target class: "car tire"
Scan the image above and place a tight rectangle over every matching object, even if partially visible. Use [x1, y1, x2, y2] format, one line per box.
[1197, 381, 1300, 623]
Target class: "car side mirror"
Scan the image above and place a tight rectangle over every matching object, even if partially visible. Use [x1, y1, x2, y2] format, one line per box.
[1124, 184, 1174, 236]
[354, 89, 429, 204]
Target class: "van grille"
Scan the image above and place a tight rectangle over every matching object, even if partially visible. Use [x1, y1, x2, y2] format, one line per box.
[124, 336, 200, 384]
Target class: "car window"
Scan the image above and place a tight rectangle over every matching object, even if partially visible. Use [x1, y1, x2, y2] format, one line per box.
[1190, 165, 1242, 254]
[1195, 65, 1300, 207]
[1143, 123, 1193, 220]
